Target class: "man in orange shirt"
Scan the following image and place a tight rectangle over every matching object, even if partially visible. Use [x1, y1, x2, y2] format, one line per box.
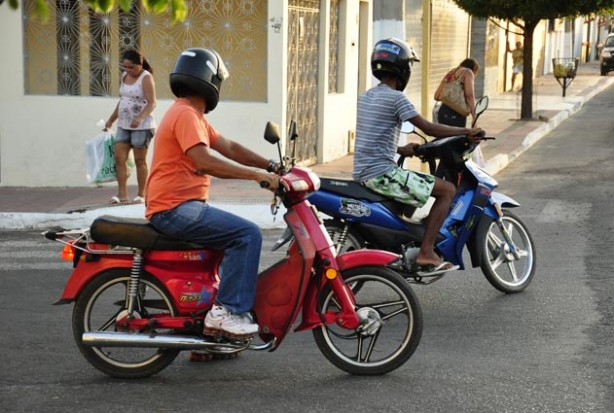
[145, 48, 279, 339]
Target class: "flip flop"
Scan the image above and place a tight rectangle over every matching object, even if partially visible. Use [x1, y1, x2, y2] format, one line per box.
[413, 261, 460, 277]
[132, 196, 145, 203]
[109, 196, 128, 205]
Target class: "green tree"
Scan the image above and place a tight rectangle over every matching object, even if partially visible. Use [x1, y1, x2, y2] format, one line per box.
[0, 0, 187, 23]
[453, 0, 614, 119]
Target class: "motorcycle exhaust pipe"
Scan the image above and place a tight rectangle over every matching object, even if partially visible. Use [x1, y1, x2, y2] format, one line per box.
[82, 331, 274, 351]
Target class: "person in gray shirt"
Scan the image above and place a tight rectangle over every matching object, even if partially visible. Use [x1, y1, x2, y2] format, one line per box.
[353, 38, 483, 275]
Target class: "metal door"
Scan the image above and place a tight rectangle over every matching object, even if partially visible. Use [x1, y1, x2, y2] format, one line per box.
[287, 0, 320, 164]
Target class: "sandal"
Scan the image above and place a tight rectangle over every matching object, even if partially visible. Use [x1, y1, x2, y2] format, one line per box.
[109, 196, 128, 205]
[412, 261, 459, 277]
[132, 196, 145, 203]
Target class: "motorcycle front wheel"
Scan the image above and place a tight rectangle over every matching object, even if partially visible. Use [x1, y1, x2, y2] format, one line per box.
[480, 210, 536, 293]
[72, 269, 180, 378]
[312, 266, 423, 375]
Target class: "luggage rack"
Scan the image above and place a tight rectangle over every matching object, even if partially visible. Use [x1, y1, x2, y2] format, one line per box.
[42, 228, 133, 255]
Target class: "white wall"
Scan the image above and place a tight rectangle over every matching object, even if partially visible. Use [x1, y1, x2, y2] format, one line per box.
[318, 0, 368, 162]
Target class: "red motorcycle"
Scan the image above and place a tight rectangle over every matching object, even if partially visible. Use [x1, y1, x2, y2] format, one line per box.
[44, 121, 423, 379]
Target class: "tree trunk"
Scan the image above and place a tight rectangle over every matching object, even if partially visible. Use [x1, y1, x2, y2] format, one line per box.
[520, 20, 539, 120]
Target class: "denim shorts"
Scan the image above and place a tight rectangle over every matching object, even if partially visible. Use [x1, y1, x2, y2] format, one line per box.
[115, 127, 155, 148]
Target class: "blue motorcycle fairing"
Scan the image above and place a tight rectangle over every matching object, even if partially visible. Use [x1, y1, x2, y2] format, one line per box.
[437, 179, 497, 268]
[465, 160, 499, 187]
[308, 191, 409, 231]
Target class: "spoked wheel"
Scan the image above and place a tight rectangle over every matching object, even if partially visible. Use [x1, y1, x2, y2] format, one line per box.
[312, 266, 423, 375]
[480, 210, 536, 293]
[324, 220, 366, 253]
[72, 269, 180, 378]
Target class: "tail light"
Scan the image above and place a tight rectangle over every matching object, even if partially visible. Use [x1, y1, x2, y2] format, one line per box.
[61, 243, 76, 261]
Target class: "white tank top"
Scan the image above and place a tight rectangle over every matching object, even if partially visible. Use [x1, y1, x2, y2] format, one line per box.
[118, 70, 156, 130]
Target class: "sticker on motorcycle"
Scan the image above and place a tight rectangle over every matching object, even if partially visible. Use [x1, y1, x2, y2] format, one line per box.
[179, 251, 207, 260]
[465, 214, 476, 231]
[339, 199, 371, 217]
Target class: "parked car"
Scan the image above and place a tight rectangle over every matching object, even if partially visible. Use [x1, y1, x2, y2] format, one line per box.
[599, 33, 614, 76]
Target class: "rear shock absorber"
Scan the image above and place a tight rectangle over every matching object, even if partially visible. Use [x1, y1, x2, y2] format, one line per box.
[335, 224, 349, 254]
[126, 249, 144, 316]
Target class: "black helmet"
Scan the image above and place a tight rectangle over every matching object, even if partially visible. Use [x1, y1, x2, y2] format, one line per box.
[170, 48, 229, 113]
[371, 38, 420, 91]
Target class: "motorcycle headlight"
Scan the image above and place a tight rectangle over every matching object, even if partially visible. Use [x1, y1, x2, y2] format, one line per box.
[289, 171, 321, 192]
[291, 180, 310, 191]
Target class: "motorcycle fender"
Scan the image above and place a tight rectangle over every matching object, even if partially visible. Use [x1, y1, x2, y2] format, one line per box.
[55, 256, 133, 304]
[466, 214, 494, 268]
[295, 249, 400, 332]
[336, 249, 401, 270]
[491, 191, 520, 209]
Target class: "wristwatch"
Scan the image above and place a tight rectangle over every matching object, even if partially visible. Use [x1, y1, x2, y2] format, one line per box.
[267, 159, 277, 173]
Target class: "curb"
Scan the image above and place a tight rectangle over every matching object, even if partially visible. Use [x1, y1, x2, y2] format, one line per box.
[0, 202, 288, 231]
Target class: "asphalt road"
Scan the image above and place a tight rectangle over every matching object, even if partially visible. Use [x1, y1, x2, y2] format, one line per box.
[1, 87, 613, 412]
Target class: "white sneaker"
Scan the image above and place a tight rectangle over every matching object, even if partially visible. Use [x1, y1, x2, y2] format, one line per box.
[204, 305, 259, 336]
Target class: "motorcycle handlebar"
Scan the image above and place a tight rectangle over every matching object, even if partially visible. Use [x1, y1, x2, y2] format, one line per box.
[397, 131, 495, 168]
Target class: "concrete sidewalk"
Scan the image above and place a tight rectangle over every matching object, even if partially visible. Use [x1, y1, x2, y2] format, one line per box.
[1, 61, 612, 230]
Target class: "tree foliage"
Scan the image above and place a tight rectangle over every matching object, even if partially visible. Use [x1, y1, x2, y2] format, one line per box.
[453, 0, 614, 119]
[454, 0, 614, 22]
[0, 0, 187, 23]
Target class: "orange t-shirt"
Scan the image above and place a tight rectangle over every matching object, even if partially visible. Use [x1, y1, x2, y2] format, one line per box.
[145, 98, 220, 219]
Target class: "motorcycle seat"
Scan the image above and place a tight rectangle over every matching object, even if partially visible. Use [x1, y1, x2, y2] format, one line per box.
[319, 177, 391, 202]
[90, 215, 208, 251]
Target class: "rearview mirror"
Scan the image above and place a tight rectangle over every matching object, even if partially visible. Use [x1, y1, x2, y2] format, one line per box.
[264, 122, 281, 144]
[288, 120, 298, 141]
[401, 121, 415, 134]
[475, 96, 489, 117]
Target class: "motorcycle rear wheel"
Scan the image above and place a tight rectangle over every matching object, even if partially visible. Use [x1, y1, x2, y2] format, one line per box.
[72, 269, 180, 378]
[312, 266, 423, 375]
[480, 210, 536, 293]
[324, 219, 366, 253]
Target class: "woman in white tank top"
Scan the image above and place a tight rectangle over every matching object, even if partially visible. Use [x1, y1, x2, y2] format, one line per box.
[104, 49, 157, 204]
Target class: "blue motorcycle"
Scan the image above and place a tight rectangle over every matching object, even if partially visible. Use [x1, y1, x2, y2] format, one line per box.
[305, 98, 536, 293]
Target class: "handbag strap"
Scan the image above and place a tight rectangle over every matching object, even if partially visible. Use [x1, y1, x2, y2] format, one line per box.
[453, 67, 469, 84]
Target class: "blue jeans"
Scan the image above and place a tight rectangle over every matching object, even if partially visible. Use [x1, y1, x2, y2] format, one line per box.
[149, 200, 262, 314]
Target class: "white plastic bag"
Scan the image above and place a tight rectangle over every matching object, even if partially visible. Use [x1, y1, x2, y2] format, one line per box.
[85, 130, 116, 184]
[471, 145, 487, 168]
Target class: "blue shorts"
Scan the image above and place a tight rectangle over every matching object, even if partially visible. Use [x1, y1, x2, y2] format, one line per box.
[115, 127, 155, 148]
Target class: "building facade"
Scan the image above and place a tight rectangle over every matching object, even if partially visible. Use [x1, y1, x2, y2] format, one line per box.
[0, 0, 372, 186]
[1, 0, 598, 187]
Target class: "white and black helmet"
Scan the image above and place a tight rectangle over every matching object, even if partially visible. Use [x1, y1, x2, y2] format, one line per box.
[170, 48, 229, 113]
[371, 38, 420, 91]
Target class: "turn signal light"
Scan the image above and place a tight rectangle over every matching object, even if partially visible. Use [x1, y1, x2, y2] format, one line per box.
[325, 268, 338, 280]
[61, 244, 75, 261]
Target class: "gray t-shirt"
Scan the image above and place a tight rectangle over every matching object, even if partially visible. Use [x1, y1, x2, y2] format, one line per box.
[352, 84, 419, 182]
